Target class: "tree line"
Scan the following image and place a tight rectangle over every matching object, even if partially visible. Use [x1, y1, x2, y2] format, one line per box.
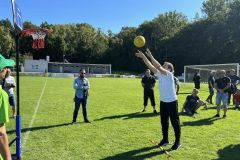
[0, 0, 240, 75]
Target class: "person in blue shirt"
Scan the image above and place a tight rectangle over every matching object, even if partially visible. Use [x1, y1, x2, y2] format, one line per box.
[72, 69, 90, 124]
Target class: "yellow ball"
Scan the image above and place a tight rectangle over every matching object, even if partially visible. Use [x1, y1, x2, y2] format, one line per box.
[134, 36, 145, 48]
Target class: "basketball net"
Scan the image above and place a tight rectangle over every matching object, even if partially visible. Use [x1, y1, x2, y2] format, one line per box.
[20, 28, 52, 49]
[31, 31, 46, 49]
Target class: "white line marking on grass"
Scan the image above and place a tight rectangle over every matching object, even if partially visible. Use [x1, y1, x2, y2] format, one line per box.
[22, 79, 48, 152]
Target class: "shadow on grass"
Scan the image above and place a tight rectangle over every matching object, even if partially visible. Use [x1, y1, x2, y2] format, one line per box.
[217, 144, 240, 160]
[181, 117, 222, 126]
[94, 112, 159, 121]
[7, 122, 72, 135]
[101, 145, 171, 160]
[202, 105, 237, 110]
[178, 92, 191, 95]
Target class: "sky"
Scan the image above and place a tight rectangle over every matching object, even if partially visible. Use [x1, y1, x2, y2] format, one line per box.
[1, 0, 206, 33]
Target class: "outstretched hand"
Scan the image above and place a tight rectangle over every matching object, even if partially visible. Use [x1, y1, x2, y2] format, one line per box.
[135, 50, 145, 58]
[145, 48, 152, 58]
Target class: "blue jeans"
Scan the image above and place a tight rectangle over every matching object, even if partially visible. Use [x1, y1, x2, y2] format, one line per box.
[72, 96, 88, 122]
[216, 92, 228, 106]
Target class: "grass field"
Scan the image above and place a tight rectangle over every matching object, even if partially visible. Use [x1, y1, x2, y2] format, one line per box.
[6, 77, 240, 160]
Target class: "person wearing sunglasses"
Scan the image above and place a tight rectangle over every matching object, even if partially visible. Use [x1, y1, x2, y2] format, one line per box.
[72, 69, 90, 124]
[0, 54, 15, 160]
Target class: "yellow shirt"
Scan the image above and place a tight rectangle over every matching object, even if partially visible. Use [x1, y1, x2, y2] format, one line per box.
[0, 85, 9, 124]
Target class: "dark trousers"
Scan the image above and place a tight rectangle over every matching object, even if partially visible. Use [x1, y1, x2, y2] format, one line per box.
[144, 89, 155, 106]
[194, 82, 200, 89]
[206, 87, 214, 103]
[160, 100, 181, 143]
[228, 85, 237, 105]
[72, 96, 88, 122]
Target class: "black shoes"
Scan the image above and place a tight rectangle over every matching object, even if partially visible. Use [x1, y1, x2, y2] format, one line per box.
[142, 109, 158, 114]
[85, 120, 91, 123]
[171, 142, 181, 150]
[158, 139, 169, 147]
[214, 114, 227, 118]
[71, 120, 91, 124]
[158, 139, 181, 150]
[71, 121, 77, 125]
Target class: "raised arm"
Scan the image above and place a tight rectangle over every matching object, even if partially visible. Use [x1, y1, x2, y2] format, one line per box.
[145, 48, 167, 75]
[135, 50, 157, 74]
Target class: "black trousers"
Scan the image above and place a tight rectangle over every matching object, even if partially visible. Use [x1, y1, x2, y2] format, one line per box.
[72, 96, 88, 122]
[160, 100, 181, 143]
[228, 85, 237, 105]
[144, 89, 155, 106]
[194, 82, 200, 89]
[206, 87, 214, 103]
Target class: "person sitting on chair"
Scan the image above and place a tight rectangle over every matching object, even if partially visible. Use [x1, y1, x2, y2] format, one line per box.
[182, 89, 207, 115]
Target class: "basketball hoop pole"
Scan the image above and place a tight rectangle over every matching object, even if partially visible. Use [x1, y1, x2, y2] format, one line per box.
[15, 33, 22, 160]
[11, 0, 23, 159]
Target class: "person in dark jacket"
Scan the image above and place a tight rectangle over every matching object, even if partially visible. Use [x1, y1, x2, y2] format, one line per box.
[141, 69, 157, 114]
[193, 71, 201, 89]
[206, 71, 215, 104]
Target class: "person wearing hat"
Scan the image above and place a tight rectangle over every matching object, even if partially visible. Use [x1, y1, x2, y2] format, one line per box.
[0, 54, 15, 160]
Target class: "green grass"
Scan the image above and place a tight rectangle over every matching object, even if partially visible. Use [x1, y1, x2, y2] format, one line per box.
[6, 77, 240, 160]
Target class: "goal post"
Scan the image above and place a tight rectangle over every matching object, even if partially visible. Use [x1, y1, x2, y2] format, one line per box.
[184, 63, 239, 83]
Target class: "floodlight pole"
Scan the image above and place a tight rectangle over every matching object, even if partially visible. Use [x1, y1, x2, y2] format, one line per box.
[15, 33, 22, 160]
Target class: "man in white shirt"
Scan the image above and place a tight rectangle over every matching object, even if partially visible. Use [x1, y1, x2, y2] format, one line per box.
[3, 68, 16, 117]
[135, 48, 181, 150]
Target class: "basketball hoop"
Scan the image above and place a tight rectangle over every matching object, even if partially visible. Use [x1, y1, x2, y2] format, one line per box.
[20, 28, 52, 49]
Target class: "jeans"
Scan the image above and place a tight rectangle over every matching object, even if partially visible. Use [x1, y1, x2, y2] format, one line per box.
[72, 96, 89, 122]
[216, 92, 228, 106]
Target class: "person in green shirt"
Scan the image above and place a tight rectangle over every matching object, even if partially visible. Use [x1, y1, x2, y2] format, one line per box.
[0, 54, 15, 160]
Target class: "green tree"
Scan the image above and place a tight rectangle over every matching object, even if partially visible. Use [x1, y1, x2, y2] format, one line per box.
[0, 26, 14, 57]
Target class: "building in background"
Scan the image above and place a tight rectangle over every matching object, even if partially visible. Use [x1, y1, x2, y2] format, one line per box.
[24, 59, 111, 74]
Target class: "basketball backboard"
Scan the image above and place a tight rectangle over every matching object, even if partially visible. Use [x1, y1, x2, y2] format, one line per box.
[11, 0, 23, 31]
